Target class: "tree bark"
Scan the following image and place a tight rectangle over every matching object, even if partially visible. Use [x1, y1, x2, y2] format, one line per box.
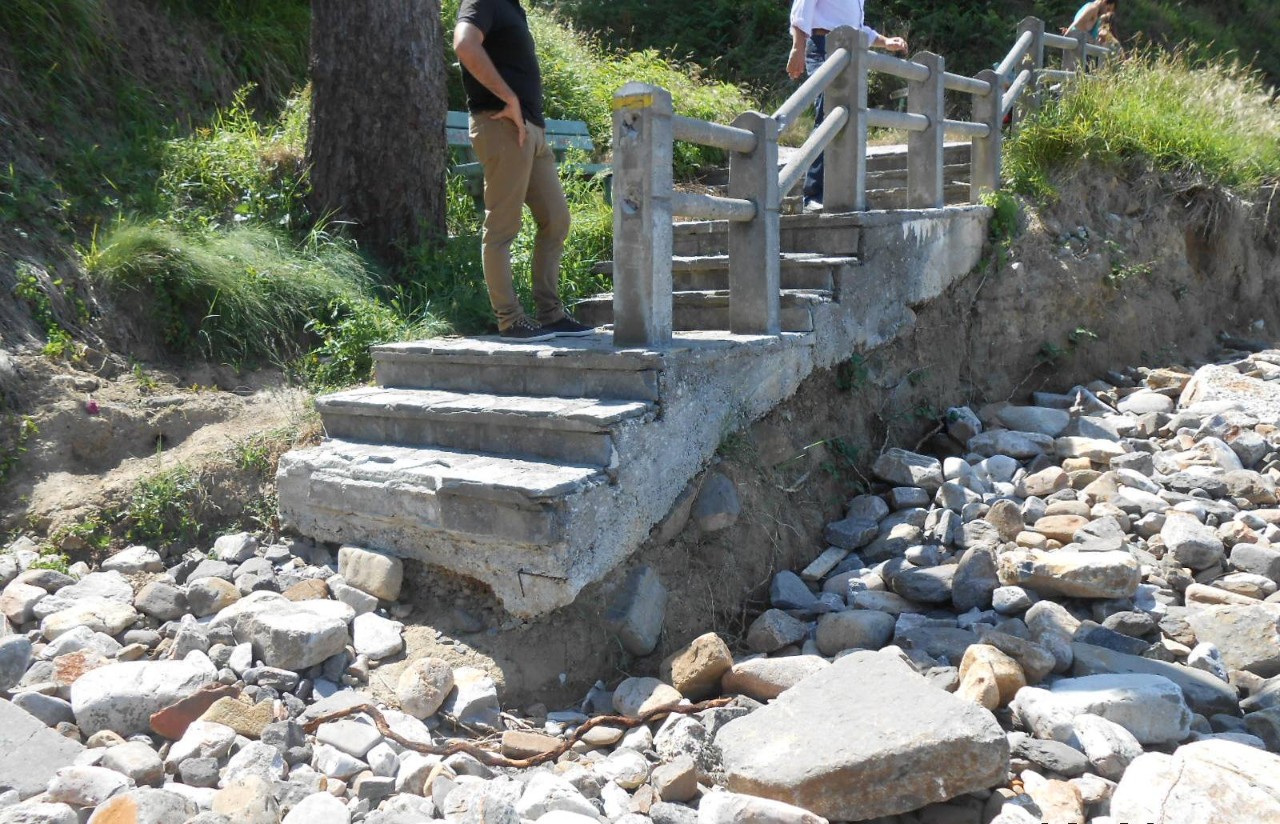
[307, 0, 448, 267]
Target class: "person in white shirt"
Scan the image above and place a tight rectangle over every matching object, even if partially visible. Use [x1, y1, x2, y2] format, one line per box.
[787, 0, 907, 211]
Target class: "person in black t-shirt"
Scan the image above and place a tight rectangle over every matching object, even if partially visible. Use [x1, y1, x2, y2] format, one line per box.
[453, 0, 593, 341]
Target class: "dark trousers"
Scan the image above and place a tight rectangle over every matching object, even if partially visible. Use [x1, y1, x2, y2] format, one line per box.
[803, 34, 827, 203]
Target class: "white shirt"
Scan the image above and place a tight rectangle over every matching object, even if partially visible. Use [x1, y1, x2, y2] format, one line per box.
[789, 0, 879, 42]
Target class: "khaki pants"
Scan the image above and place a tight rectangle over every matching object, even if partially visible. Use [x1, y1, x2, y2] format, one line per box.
[470, 116, 570, 331]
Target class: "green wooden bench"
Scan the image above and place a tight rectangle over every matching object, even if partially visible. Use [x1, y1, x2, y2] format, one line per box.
[446, 110, 612, 208]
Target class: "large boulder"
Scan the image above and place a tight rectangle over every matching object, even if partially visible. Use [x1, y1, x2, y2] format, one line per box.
[716, 650, 1007, 820]
[997, 549, 1139, 599]
[1009, 673, 1191, 746]
[1069, 642, 1240, 717]
[1185, 603, 1280, 677]
[1110, 740, 1280, 823]
[70, 659, 217, 736]
[209, 591, 353, 671]
[0, 697, 85, 799]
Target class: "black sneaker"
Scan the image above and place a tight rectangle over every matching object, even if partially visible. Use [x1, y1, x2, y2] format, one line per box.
[541, 314, 595, 338]
[498, 317, 555, 342]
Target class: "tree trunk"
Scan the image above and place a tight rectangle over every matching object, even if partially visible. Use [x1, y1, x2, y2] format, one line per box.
[307, 0, 448, 267]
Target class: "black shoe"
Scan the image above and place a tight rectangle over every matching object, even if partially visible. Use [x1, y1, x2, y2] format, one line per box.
[498, 317, 555, 342]
[541, 314, 595, 338]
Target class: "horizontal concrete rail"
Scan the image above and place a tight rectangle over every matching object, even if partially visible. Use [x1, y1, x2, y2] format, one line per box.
[672, 192, 756, 221]
[779, 105, 850, 197]
[672, 115, 756, 154]
[866, 50, 930, 82]
[610, 16, 1110, 347]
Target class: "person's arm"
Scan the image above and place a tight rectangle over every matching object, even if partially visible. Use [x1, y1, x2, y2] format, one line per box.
[787, 25, 808, 80]
[873, 33, 907, 53]
[1063, 1, 1098, 35]
[786, 0, 815, 80]
[453, 21, 526, 147]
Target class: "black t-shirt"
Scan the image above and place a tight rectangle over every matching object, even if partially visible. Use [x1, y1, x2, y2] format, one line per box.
[456, 0, 544, 128]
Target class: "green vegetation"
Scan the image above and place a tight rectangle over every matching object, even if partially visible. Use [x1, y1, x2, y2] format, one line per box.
[0, 417, 38, 487]
[122, 464, 206, 548]
[544, 0, 1280, 104]
[1005, 49, 1280, 198]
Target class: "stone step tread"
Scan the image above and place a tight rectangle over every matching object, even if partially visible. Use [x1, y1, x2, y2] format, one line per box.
[318, 387, 653, 429]
[373, 331, 814, 364]
[302, 440, 606, 499]
[577, 288, 832, 304]
[373, 336, 668, 370]
[592, 253, 858, 277]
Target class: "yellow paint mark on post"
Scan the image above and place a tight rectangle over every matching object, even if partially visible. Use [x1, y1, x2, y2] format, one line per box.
[611, 93, 654, 112]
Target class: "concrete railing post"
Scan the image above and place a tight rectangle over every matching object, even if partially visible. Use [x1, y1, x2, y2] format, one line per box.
[823, 27, 869, 213]
[611, 82, 674, 348]
[1014, 16, 1044, 131]
[971, 68, 1002, 200]
[907, 52, 945, 209]
[1064, 31, 1088, 74]
[727, 112, 780, 335]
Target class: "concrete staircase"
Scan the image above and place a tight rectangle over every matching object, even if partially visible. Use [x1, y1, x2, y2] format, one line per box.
[277, 148, 991, 620]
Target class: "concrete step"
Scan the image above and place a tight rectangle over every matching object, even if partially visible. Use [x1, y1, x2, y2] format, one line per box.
[593, 253, 856, 292]
[372, 337, 664, 401]
[673, 213, 862, 257]
[277, 439, 607, 551]
[317, 387, 654, 466]
[573, 289, 831, 333]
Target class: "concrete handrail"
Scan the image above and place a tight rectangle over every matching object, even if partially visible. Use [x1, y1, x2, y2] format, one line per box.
[778, 105, 851, 197]
[997, 29, 1035, 79]
[609, 17, 1112, 347]
[773, 48, 852, 130]
[1042, 32, 1079, 50]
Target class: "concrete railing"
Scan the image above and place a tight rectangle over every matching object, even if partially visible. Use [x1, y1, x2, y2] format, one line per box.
[609, 16, 1110, 347]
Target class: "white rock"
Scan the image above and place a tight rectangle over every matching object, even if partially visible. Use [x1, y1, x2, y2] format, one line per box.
[281, 790, 351, 824]
[351, 612, 403, 660]
[220, 741, 285, 784]
[40, 598, 137, 641]
[1011, 673, 1192, 745]
[598, 749, 651, 789]
[100, 546, 164, 575]
[213, 533, 259, 564]
[316, 719, 383, 759]
[85, 787, 196, 823]
[1070, 714, 1144, 780]
[45, 765, 132, 807]
[697, 790, 828, 823]
[396, 657, 454, 719]
[0, 801, 78, 823]
[516, 771, 598, 819]
[311, 743, 367, 780]
[165, 722, 238, 768]
[70, 659, 217, 736]
[442, 667, 501, 730]
[1111, 739, 1280, 823]
[209, 592, 353, 671]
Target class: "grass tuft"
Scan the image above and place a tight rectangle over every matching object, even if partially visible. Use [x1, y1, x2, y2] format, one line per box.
[82, 220, 373, 366]
[1005, 49, 1280, 198]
